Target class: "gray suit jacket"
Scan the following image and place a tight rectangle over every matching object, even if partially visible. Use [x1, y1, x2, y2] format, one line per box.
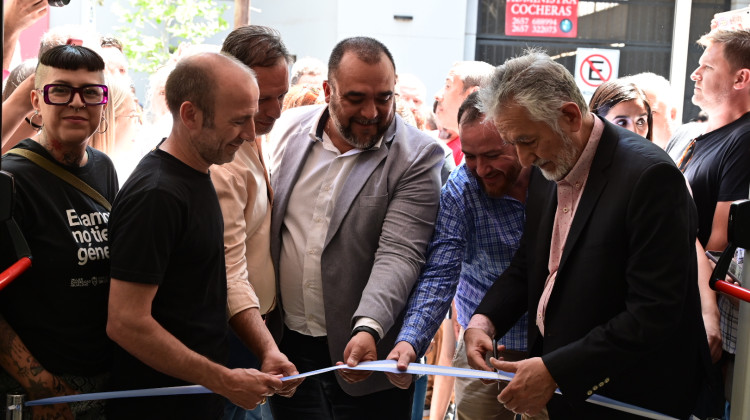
[267, 105, 444, 395]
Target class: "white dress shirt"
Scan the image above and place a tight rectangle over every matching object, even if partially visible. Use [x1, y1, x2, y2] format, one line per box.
[280, 129, 383, 337]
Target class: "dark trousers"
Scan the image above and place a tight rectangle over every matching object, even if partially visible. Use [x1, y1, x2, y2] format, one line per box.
[270, 327, 414, 420]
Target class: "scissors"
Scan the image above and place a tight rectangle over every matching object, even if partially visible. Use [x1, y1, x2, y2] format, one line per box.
[491, 338, 501, 391]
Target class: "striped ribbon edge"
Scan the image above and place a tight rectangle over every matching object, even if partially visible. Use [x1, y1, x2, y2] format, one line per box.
[20, 360, 677, 420]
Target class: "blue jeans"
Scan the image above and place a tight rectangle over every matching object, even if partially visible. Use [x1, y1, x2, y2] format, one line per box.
[224, 400, 273, 420]
[411, 374, 428, 420]
[223, 330, 274, 420]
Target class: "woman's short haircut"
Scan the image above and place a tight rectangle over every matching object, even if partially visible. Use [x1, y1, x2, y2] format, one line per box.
[35, 45, 105, 88]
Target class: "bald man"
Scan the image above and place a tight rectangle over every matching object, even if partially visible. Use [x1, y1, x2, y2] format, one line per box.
[106, 53, 282, 420]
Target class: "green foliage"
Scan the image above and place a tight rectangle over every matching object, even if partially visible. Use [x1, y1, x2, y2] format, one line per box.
[108, 0, 229, 74]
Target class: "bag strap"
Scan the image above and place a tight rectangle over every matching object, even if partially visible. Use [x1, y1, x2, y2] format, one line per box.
[5, 148, 112, 211]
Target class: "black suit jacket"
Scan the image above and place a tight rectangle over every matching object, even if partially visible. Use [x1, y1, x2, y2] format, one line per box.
[475, 119, 712, 418]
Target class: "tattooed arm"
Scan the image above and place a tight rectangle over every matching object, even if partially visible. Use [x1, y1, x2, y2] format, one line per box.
[0, 314, 76, 419]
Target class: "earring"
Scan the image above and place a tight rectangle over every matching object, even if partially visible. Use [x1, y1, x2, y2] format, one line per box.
[26, 110, 43, 131]
[96, 115, 108, 134]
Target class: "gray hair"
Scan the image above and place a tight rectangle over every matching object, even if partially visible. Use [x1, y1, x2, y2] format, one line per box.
[479, 49, 587, 136]
[624, 72, 675, 109]
[451, 61, 495, 91]
[290, 56, 326, 86]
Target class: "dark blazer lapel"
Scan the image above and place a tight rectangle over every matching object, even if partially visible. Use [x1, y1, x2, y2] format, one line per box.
[558, 120, 617, 271]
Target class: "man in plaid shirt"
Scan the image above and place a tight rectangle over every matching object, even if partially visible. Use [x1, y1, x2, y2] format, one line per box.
[386, 92, 539, 420]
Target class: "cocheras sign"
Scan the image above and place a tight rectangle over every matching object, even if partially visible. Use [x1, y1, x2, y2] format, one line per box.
[505, 0, 578, 38]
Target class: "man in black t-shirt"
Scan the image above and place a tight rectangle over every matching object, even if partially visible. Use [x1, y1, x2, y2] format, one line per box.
[669, 29, 750, 416]
[106, 53, 283, 420]
[673, 29, 750, 252]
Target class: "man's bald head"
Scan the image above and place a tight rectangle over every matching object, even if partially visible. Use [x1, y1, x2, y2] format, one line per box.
[165, 52, 256, 127]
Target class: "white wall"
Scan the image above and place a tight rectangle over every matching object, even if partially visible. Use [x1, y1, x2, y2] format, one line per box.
[50, 0, 471, 106]
[251, 0, 469, 102]
[247, 0, 339, 63]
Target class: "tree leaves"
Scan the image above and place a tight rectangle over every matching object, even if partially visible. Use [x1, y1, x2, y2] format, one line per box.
[110, 0, 229, 74]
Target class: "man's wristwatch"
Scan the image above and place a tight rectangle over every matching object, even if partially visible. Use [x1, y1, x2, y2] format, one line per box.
[351, 325, 380, 344]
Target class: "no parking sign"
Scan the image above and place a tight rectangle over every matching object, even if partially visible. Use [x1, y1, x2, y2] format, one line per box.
[574, 48, 620, 102]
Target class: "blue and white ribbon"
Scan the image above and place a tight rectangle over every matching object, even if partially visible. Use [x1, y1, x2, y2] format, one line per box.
[17, 361, 677, 420]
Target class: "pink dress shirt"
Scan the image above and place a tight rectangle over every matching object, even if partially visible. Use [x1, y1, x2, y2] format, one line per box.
[536, 116, 604, 336]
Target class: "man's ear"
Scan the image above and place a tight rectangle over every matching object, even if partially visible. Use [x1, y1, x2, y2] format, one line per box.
[179, 101, 202, 130]
[323, 80, 332, 104]
[733, 68, 750, 90]
[559, 102, 584, 133]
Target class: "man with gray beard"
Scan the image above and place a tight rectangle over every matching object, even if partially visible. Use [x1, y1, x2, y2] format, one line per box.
[464, 50, 711, 418]
[265, 36, 443, 419]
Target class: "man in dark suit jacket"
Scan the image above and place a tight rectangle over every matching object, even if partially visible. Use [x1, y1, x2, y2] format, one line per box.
[464, 51, 712, 419]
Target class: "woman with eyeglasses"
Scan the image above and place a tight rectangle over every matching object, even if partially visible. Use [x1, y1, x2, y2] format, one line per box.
[0, 44, 117, 419]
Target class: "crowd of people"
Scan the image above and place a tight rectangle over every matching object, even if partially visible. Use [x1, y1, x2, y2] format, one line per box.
[1, 2, 749, 420]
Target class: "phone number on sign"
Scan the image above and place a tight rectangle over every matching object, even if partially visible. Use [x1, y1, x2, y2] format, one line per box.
[510, 17, 558, 34]
[510, 25, 558, 34]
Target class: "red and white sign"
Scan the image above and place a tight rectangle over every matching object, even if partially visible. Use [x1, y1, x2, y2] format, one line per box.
[505, 0, 578, 38]
[579, 54, 613, 87]
[573, 48, 620, 102]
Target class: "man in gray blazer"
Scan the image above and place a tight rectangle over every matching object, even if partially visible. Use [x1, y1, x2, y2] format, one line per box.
[266, 37, 444, 419]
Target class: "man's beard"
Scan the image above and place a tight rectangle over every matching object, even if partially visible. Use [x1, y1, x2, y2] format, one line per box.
[477, 163, 521, 198]
[329, 99, 392, 150]
[479, 177, 508, 198]
[535, 131, 579, 181]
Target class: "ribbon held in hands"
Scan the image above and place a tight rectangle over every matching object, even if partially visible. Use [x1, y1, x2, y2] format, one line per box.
[21, 360, 677, 420]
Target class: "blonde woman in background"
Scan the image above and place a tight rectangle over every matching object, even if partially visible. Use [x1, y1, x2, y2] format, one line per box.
[90, 74, 142, 183]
